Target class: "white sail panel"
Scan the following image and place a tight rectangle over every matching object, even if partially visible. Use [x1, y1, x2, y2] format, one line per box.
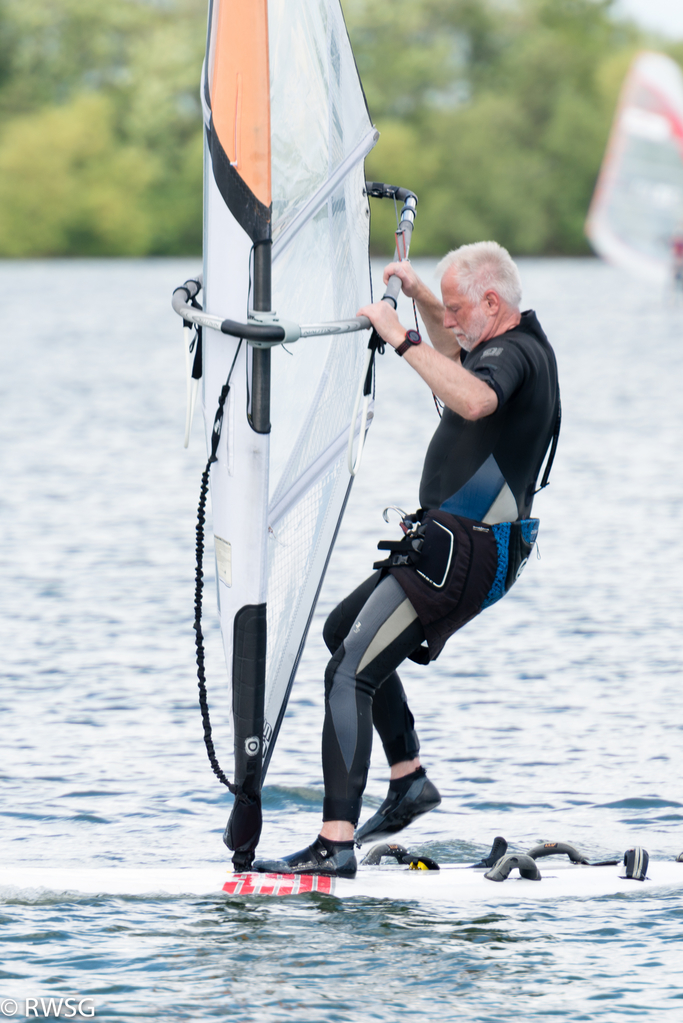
[269, 0, 377, 249]
[263, 0, 377, 763]
[586, 52, 683, 283]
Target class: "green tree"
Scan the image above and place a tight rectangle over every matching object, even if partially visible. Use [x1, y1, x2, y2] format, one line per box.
[0, 94, 156, 255]
[0, 0, 204, 256]
[345, 0, 643, 254]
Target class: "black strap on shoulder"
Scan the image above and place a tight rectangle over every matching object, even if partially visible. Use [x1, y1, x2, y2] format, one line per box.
[497, 325, 561, 495]
[535, 390, 561, 493]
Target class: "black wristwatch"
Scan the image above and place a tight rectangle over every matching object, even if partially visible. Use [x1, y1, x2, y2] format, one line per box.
[395, 328, 422, 357]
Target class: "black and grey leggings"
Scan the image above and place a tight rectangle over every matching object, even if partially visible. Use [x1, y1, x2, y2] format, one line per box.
[321, 572, 425, 824]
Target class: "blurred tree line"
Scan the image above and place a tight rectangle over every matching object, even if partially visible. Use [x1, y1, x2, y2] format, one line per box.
[0, 0, 205, 256]
[0, 0, 679, 257]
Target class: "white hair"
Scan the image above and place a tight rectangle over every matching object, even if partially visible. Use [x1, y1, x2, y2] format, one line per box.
[435, 241, 522, 308]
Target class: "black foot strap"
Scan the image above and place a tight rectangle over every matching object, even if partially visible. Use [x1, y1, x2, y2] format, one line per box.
[527, 840, 618, 867]
[485, 854, 541, 882]
[621, 846, 649, 881]
[471, 836, 508, 868]
[361, 842, 440, 871]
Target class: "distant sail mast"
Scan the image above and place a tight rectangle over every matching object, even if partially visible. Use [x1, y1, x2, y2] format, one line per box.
[586, 52, 683, 283]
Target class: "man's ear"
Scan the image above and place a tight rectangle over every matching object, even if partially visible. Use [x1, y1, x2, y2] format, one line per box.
[484, 289, 500, 315]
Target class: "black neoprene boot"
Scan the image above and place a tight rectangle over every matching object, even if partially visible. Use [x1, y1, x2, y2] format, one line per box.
[253, 835, 357, 878]
[354, 767, 441, 846]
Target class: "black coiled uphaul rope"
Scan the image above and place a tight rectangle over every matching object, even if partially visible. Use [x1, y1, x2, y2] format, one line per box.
[193, 340, 243, 792]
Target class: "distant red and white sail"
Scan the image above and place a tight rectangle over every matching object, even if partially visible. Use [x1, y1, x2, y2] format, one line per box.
[586, 52, 683, 283]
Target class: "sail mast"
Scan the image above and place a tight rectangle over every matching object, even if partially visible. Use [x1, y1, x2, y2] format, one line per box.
[251, 245, 272, 434]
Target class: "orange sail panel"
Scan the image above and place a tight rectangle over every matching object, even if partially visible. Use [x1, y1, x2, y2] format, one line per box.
[209, 0, 271, 208]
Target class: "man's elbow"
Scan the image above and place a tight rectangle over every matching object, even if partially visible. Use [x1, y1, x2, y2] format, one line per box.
[461, 391, 498, 421]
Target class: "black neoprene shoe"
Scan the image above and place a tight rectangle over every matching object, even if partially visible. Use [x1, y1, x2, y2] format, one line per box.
[252, 836, 357, 878]
[354, 769, 441, 846]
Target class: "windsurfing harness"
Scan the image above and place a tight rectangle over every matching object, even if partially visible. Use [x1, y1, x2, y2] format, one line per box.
[374, 510, 539, 662]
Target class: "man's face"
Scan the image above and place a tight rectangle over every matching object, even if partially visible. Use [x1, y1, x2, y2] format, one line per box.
[441, 272, 490, 351]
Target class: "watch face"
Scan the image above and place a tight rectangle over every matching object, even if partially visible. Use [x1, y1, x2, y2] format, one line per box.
[406, 329, 421, 343]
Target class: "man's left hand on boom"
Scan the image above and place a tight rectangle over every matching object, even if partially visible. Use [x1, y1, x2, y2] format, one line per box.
[358, 259, 522, 421]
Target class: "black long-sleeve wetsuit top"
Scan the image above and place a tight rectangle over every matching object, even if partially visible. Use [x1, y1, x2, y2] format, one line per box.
[418, 309, 559, 524]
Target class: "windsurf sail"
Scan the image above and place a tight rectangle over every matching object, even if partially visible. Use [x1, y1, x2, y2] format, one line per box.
[171, 1, 424, 870]
[586, 51, 683, 284]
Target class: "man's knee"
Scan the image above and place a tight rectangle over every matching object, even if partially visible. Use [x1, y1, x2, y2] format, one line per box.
[323, 574, 382, 654]
[323, 605, 345, 655]
[324, 645, 346, 698]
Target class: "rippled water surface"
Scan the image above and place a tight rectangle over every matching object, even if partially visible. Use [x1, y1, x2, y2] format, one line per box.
[1, 258, 683, 1021]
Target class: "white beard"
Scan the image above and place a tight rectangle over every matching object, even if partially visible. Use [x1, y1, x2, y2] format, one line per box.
[455, 307, 489, 352]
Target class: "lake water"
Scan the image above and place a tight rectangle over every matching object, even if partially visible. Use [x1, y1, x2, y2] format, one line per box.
[1, 257, 682, 1022]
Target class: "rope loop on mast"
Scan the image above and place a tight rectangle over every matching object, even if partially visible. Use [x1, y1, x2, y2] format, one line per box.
[347, 329, 384, 476]
[193, 340, 243, 791]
